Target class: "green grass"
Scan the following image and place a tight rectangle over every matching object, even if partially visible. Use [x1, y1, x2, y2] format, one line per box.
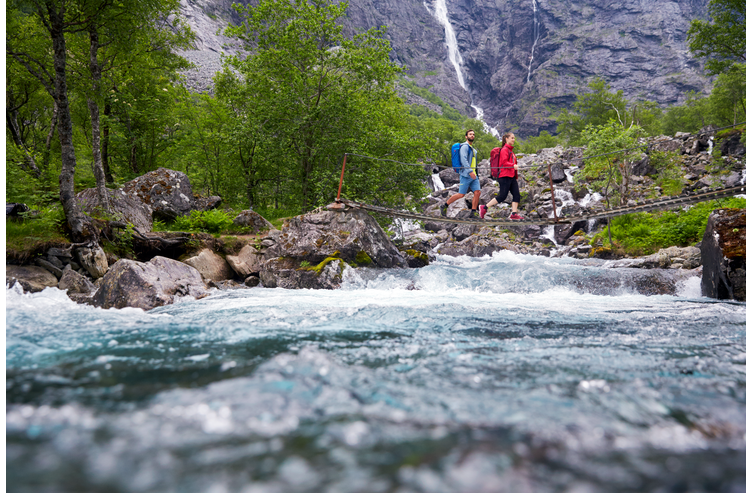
[591, 197, 745, 255]
[6, 206, 70, 257]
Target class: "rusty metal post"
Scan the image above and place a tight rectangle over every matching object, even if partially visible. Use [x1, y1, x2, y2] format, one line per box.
[336, 153, 348, 203]
[548, 163, 559, 222]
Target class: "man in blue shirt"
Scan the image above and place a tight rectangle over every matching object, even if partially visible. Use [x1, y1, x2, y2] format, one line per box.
[440, 129, 481, 218]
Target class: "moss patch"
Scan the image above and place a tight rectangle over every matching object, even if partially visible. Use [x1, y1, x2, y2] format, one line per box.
[355, 250, 373, 266]
[405, 249, 429, 264]
[298, 251, 344, 275]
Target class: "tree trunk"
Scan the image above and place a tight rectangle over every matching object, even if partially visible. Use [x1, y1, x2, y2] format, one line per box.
[6, 92, 42, 177]
[87, 24, 110, 212]
[102, 100, 113, 183]
[47, 0, 96, 243]
[43, 101, 59, 169]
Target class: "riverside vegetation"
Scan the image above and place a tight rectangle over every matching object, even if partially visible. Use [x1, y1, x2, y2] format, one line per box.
[6, 0, 745, 278]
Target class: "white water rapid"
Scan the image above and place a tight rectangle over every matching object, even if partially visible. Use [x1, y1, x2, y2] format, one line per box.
[7, 255, 745, 492]
[526, 0, 540, 83]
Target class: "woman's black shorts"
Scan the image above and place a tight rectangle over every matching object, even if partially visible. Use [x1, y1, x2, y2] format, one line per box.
[496, 177, 521, 203]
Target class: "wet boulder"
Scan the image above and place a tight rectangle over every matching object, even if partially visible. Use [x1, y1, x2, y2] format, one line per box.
[122, 168, 196, 221]
[260, 256, 346, 290]
[701, 209, 745, 301]
[260, 208, 407, 289]
[265, 208, 407, 269]
[6, 265, 59, 293]
[554, 221, 588, 245]
[92, 256, 208, 310]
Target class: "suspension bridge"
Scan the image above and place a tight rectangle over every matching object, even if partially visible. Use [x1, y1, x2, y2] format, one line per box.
[329, 123, 745, 226]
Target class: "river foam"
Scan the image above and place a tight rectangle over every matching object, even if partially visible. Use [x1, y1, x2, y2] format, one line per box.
[7, 252, 745, 493]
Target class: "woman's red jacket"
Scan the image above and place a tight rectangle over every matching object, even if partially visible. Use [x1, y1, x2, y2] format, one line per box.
[498, 144, 517, 179]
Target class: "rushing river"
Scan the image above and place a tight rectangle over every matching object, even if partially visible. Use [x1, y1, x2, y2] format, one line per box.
[6, 251, 746, 493]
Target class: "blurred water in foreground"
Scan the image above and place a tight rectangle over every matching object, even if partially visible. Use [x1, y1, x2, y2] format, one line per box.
[7, 251, 746, 492]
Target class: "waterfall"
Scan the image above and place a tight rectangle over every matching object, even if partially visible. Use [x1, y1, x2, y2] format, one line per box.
[707, 136, 714, 155]
[425, 0, 500, 139]
[431, 173, 445, 192]
[471, 104, 501, 138]
[526, 0, 540, 83]
[426, 0, 466, 89]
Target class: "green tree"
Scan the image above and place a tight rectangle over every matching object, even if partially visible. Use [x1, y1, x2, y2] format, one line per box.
[687, 0, 745, 75]
[707, 63, 746, 125]
[7, 0, 97, 241]
[222, 0, 426, 213]
[556, 79, 628, 143]
[579, 120, 647, 207]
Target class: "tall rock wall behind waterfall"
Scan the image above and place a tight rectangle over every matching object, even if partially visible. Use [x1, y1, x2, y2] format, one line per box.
[177, 0, 712, 137]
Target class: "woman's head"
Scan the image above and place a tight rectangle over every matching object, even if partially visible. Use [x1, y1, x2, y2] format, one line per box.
[502, 132, 515, 146]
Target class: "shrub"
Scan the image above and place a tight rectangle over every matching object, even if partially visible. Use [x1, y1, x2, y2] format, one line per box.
[590, 197, 745, 255]
[172, 210, 236, 234]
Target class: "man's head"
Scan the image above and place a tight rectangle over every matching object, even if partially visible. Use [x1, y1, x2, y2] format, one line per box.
[465, 129, 475, 143]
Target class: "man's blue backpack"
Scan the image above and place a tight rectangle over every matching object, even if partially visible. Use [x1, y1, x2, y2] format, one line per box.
[451, 142, 472, 173]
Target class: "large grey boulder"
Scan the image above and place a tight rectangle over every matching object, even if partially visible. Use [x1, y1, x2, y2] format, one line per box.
[182, 248, 234, 282]
[92, 256, 208, 310]
[121, 168, 196, 221]
[260, 208, 407, 289]
[265, 209, 407, 268]
[76, 188, 153, 232]
[701, 209, 745, 301]
[260, 257, 346, 290]
[6, 265, 59, 293]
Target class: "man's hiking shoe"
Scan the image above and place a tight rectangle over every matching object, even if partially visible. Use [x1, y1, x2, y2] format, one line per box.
[510, 213, 524, 221]
[440, 203, 448, 217]
[479, 204, 487, 219]
[471, 209, 479, 219]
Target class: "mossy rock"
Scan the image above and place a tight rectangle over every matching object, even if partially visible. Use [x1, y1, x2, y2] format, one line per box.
[403, 249, 430, 268]
[355, 250, 373, 266]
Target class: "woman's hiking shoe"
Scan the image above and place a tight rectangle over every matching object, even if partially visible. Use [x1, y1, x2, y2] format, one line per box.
[479, 204, 487, 219]
[510, 212, 524, 221]
[440, 203, 448, 217]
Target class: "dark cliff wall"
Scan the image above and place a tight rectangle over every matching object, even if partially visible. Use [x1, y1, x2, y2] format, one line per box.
[179, 0, 713, 137]
[344, 0, 712, 136]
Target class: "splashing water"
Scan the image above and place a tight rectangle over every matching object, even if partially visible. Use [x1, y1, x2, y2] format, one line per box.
[6, 252, 745, 493]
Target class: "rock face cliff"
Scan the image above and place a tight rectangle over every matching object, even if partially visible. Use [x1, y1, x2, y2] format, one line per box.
[178, 0, 712, 137]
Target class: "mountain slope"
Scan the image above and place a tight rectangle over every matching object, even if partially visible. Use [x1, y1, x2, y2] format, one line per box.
[178, 0, 713, 136]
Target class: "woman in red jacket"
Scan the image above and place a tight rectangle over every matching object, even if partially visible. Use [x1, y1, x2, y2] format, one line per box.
[480, 132, 524, 220]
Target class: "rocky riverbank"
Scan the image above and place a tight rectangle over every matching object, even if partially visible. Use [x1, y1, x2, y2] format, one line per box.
[6, 129, 746, 307]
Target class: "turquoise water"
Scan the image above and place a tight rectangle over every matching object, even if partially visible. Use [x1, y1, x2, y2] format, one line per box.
[6, 251, 746, 492]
